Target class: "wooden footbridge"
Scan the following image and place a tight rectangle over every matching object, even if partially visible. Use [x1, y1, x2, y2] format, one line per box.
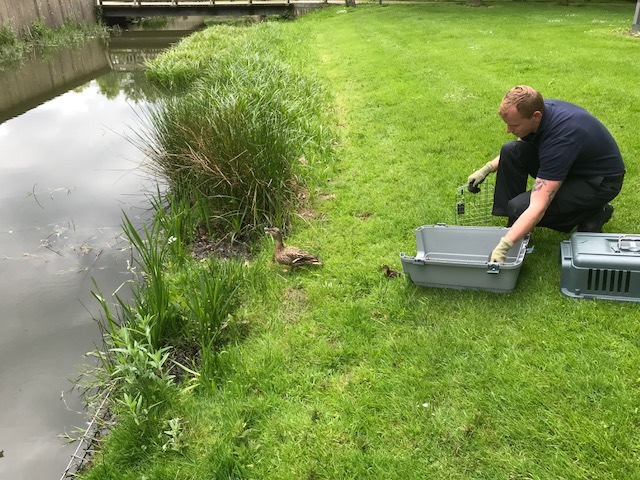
[96, 0, 340, 18]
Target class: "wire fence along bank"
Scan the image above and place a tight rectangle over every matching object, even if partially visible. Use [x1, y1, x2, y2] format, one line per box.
[59, 388, 114, 480]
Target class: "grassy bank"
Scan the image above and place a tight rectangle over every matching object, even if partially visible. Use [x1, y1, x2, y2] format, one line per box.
[81, 3, 640, 479]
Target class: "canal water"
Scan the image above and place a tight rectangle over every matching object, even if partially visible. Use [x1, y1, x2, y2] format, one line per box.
[0, 17, 205, 480]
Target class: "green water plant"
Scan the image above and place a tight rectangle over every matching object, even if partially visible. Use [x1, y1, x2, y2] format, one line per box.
[27, 19, 50, 42]
[0, 26, 24, 65]
[86, 186, 256, 406]
[88, 307, 175, 430]
[120, 212, 180, 349]
[0, 20, 108, 68]
[183, 261, 244, 391]
[160, 417, 186, 453]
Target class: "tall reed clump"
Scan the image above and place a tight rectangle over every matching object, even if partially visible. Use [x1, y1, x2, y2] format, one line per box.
[142, 24, 335, 241]
[180, 259, 246, 392]
[118, 211, 180, 349]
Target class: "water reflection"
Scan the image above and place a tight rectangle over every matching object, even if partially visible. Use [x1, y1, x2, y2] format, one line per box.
[106, 15, 207, 84]
[0, 16, 207, 124]
[0, 16, 206, 480]
[0, 80, 156, 480]
[0, 38, 111, 124]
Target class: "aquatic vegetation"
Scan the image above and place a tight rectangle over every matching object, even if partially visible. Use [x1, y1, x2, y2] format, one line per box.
[0, 20, 108, 69]
[0, 26, 24, 65]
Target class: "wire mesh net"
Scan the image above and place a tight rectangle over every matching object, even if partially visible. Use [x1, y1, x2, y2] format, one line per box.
[454, 180, 495, 226]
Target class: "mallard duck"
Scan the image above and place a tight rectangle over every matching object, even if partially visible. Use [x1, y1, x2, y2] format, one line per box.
[264, 227, 322, 268]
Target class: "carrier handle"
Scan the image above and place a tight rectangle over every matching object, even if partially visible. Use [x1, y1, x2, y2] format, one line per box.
[616, 235, 640, 253]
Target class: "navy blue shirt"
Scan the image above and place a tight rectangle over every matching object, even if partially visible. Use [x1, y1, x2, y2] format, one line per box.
[521, 100, 625, 181]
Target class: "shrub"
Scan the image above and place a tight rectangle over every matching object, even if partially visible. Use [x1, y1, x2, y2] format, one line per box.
[0, 26, 17, 47]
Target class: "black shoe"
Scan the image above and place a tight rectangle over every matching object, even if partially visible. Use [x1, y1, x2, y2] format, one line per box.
[577, 204, 614, 233]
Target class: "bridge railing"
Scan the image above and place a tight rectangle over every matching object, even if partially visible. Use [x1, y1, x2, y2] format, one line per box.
[96, 0, 338, 19]
[96, 0, 331, 6]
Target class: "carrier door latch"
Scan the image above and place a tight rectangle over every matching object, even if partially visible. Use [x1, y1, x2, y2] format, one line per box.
[615, 235, 640, 253]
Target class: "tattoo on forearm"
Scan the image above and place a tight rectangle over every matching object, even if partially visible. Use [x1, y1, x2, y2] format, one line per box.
[532, 179, 546, 192]
[533, 179, 557, 205]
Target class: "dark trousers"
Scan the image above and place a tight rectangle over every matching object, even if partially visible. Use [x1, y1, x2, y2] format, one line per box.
[492, 141, 624, 232]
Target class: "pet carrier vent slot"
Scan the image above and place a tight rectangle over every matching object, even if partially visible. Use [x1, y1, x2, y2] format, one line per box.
[587, 269, 631, 293]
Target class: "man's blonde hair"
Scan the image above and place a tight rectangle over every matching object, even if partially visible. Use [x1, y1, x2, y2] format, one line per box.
[499, 85, 545, 118]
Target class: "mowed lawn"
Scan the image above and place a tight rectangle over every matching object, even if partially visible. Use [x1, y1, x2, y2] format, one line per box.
[242, 4, 640, 478]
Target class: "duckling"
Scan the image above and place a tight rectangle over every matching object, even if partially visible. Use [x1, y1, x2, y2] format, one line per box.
[382, 264, 402, 278]
[264, 227, 322, 268]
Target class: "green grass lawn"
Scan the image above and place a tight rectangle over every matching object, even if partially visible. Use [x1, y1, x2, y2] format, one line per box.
[82, 3, 640, 479]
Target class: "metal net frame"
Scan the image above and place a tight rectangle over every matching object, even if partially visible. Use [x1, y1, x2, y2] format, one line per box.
[454, 180, 495, 226]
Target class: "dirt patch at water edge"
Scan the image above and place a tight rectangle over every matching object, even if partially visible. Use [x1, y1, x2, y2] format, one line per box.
[189, 230, 252, 261]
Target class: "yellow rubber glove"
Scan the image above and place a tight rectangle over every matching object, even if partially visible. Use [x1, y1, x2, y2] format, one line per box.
[490, 237, 514, 263]
[467, 161, 497, 189]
